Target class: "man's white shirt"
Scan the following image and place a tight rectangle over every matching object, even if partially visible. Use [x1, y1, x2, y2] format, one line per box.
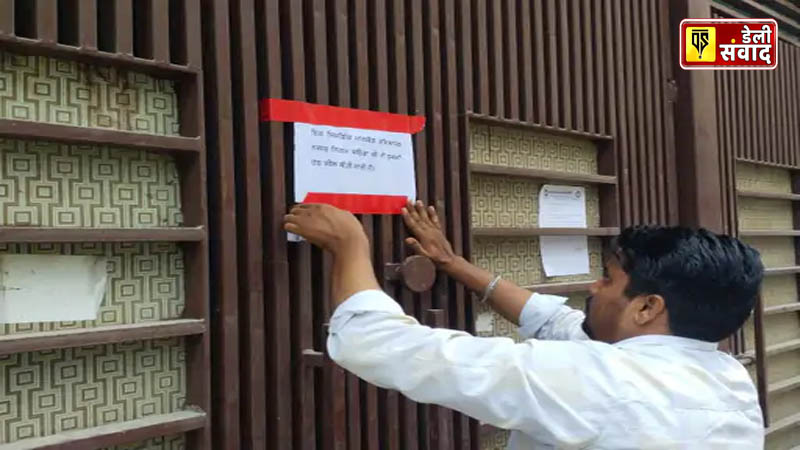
[327, 290, 764, 449]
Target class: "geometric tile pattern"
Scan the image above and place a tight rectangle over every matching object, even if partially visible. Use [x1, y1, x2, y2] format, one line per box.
[0, 139, 183, 228]
[0, 51, 179, 136]
[0, 338, 186, 444]
[471, 237, 603, 288]
[737, 197, 794, 231]
[479, 428, 510, 450]
[470, 173, 600, 228]
[760, 274, 799, 309]
[735, 162, 792, 194]
[469, 124, 598, 175]
[0, 243, 185, 335]
[740, 236, 796, 268]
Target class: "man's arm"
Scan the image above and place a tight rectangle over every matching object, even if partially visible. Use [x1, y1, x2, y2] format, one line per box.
[284, 203, 600, 445]
[402, 201, 589, 341]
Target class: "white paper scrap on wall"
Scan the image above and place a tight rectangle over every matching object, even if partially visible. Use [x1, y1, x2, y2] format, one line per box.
[539, 235, 590, 277]
[0, 254, 109, 324]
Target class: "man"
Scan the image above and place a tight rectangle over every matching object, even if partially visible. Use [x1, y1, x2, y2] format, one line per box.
[284, 200, 765, 449]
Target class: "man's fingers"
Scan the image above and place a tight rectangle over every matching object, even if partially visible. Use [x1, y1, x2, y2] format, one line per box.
[406, 200, 423, 223]
[405, 237, 428, 256]
[427, 206, 440, 226]
[284, 222, 300, 233]
[414, 201, 430, 224]
[401, 208, 423, 233]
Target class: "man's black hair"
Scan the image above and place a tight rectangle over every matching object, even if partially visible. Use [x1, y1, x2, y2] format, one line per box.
[610, 226, 764, 342]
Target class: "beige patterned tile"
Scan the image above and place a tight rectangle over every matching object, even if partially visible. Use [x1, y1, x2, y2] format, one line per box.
[735, 162, 792, 194]
[0, 52, 179, 135]
[0, 339, 186, 444]
[470, 174, 600, 228]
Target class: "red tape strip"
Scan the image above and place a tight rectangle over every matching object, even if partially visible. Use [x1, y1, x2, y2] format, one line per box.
[302, 193, 409, 215]
[260, 98, 425, 134]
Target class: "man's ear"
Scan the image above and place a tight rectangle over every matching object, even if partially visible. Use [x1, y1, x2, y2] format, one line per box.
[633, 294, 666, 325]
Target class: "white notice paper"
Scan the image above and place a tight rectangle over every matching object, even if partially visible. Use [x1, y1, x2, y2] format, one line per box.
[0, 254, 108, 324]
[538, 184, 590, 276]
[293, 122, 417, 204]
[538, 185, 587, 228]
[539, 235, 590, 277]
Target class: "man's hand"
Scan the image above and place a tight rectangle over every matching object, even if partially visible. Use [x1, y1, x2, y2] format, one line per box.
[284, 203, 368, 254]
[401, 200, 457, 268]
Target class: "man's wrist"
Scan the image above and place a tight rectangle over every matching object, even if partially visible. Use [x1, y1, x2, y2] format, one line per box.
[332, 233, 370, 258]
[440, 255, 467, 275]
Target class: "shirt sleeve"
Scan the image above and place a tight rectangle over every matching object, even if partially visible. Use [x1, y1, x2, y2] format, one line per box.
[517, 293, 591, 341]
[327, 289, 601, 447]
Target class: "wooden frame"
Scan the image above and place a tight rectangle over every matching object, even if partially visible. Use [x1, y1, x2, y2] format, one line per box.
[0, 3, 211, 448]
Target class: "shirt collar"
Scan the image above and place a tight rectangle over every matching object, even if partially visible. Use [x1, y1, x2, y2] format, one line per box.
[614, 334, 719, 351]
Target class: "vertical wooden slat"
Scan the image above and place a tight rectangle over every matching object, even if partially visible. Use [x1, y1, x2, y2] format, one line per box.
[282, 4, 309, 450]
[203, 0, 241, 448]
[473, 0, 489, 114]
[519, 0, 533, 123]
[35, 0, 58, 42]
[388, 1, 419, 448]
[115, 0, 134, 55]
[582, 0, 595, 133]
[308, 0, 347, 447]
[77, 0, 97, 49]
[754, 71, 764, 161]
[743, 71, 752, 160]
[557, 0, 570, 128]
[612, 0, 631, 224]
[622, 0, 641, 223]
[754, 294, 769, 425]
[592, 0, 605, 134]
[776, 44, 786, 166]
[545, 0, 558, 126]
[442, 0, 467, 447]
[504, 0, 519, 120]
[325, 1, 361, 448]
[763, 70, 772, 164]
[423, 309, 453, 450]
[425, 0, 452, 448]
[0, 0, 13, 35]
[455, 5, 476, 448]
[658, 0, 678, 225]
[532, 0, 546, 125]
[150, 0, 169, 61]
[407, 2, 434, 445]
[570, 0, 583, 131]
[648, 0, 666, 223]
[488, 0, 503, 116]
[769, 62, 779, 165]
[367, 0, 401, 448]
[175, 0, 210, 448]
[349, 1, 379, 448]
[716, 71, 730, 234]
[640, 0, 656, 223]
[258, 0, 293, 448]
[631, 0, 649, 222]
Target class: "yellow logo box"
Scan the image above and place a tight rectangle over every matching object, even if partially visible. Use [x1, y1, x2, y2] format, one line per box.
[686, 27, 716, 62]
